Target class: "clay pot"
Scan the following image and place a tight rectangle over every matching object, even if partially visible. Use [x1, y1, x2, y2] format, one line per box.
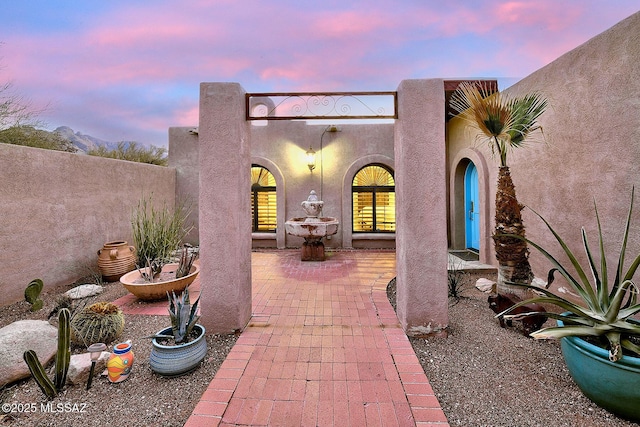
[106, 341, 134, 383]
[119, 263, 199, 301]
[97, 241, 136, 282]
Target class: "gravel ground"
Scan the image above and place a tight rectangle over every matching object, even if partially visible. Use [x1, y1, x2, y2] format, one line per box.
[0, 278, 237, 427]
[388, 273, 639, 427]
[2, 270, 638, 427]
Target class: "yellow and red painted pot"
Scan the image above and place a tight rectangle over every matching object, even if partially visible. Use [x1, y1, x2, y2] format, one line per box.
[107, 341, 134, 383]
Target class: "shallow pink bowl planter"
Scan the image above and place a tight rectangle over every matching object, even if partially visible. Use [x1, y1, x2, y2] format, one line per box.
[119, 263, 199, 301]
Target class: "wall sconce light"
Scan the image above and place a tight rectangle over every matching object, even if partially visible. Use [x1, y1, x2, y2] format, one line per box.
[306, 146, 316, 171]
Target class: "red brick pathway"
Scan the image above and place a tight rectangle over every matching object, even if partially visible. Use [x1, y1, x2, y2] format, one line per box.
[116, 250, 449, 426]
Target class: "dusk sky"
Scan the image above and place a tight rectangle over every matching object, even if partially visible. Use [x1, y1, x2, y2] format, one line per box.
[2, 1, 639, 147]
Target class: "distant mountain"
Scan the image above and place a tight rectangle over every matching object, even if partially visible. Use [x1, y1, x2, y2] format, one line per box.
[53, 126, 131, 153]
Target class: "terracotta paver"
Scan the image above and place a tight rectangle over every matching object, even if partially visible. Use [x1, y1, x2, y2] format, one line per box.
[115, 250, 449, 426]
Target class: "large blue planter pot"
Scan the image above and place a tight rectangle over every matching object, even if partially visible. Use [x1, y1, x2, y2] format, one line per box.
[557, 319, 640, 421]
[150, 324, 207, 377]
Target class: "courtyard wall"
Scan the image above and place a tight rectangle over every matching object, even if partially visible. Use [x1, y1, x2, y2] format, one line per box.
[0, 143, 175, 305]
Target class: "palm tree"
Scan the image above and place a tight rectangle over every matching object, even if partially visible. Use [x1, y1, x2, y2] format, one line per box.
[450, 82, 548, 297]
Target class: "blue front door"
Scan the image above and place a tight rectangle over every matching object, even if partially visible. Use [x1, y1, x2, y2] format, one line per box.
[464, 162, 480, 250]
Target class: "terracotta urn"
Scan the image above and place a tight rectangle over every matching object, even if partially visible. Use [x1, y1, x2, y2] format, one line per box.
[97, 241, 136, 282]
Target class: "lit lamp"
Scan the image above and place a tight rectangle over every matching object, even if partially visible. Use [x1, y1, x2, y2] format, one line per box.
[306, 146, 316, 171]
[86, 342, 107, 390]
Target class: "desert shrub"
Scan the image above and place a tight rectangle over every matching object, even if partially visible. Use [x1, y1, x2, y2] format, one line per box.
[88, 141, 167, 166]
[0, 126, 77, 152]
[131, 195, 192, 274]
[448, 259, 469, 301]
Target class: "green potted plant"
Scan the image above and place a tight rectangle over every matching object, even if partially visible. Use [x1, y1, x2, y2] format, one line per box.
[147, 286, 207, 377]
[500, 189, 640, 421]
[119, 196, 199, 300]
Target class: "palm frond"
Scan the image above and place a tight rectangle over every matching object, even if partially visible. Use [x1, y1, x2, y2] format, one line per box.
[506, 93, 547, 145]
[450, 81, 547, 167]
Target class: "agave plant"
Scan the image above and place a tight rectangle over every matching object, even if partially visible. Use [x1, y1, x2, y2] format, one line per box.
[501, 188, 640, 362]
[175, 243, 198, 279]
[149, 286, 200, 344]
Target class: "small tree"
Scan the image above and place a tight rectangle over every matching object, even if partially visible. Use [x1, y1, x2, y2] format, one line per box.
[0, 80, 40, 130]
[450, 82, 547, 297]
[0, 66, 72, 151]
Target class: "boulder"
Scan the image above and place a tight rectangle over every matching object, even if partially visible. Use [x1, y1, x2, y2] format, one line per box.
[65, 284, 104, 299]
[0, 320, 57, 387]
[475, 278, 496, 293]
[67, 351, 111, 385]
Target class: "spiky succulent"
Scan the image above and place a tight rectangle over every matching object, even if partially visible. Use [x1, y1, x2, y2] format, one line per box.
[70, 302, 125, 345]
[168, 286, 200, 343]
[501, 188, 640, 361]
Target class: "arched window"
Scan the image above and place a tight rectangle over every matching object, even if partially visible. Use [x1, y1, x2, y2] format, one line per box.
[251, 165, 277, 232]
[352, 164, 395, 233]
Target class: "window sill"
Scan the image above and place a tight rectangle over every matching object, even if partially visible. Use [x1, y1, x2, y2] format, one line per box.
[352, 233, 395, 240]
[252, 232, 276, 240]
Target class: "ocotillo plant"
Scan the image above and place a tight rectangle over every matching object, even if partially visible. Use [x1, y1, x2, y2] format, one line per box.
[23, 308, 71, 399]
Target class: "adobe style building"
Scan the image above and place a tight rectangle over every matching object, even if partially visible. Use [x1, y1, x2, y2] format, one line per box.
[169, 10, 640, 334]
[2, 11, 638, 338]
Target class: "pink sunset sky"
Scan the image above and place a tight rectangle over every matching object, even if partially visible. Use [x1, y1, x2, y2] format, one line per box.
[1, 1, 638, 147]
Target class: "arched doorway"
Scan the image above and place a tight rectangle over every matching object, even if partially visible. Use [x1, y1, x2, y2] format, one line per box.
[464, 162, 480, 251]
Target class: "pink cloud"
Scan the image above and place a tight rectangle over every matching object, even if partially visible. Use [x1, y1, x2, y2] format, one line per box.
[1, 0, 638, 146]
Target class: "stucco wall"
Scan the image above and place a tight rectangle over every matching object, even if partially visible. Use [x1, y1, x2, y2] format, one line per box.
[198, 82, 252, 334]
[447, 11, 640, 281]
[395, 79, 448, 336]
[0, 144, 176, 305]
[169, 127, 199, 245]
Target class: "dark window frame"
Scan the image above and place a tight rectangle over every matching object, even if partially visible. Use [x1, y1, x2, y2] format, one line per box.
[352, 164, 395, 233]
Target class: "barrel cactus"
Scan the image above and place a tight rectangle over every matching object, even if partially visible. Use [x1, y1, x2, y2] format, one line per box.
[70, 302, 125, 346]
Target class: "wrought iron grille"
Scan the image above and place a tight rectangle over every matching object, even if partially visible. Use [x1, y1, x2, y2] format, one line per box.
[246, 91, 397, 120]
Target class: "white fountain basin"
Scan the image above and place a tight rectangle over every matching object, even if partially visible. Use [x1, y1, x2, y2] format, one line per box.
[285, 217, 339, 239]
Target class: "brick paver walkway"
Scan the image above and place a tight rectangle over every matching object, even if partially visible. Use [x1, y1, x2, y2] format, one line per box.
[116, 250, 449, 426]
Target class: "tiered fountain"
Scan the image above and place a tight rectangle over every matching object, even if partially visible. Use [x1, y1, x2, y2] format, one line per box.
[285, 190, 339, 261]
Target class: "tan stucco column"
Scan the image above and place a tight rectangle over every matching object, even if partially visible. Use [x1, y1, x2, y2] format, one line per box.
[198, 82, 252, 334]
[394, 79, 449, 336]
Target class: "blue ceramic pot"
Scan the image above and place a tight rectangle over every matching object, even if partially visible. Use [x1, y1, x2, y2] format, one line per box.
[557, 318, 640, 421]
[150, 324, 207, 377]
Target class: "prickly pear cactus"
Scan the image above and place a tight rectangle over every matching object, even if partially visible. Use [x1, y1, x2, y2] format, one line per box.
[24, 279, 44, 312]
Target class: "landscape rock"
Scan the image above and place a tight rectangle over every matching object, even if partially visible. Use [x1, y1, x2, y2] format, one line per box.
[475, 277, 496, 293]
[0, 320, 57, 387]
[67, 351, 111, 385]
[65, 284, 104, 300]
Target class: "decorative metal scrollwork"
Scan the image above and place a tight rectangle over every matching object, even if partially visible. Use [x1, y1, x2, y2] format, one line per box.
[246, 92, 397, 120]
